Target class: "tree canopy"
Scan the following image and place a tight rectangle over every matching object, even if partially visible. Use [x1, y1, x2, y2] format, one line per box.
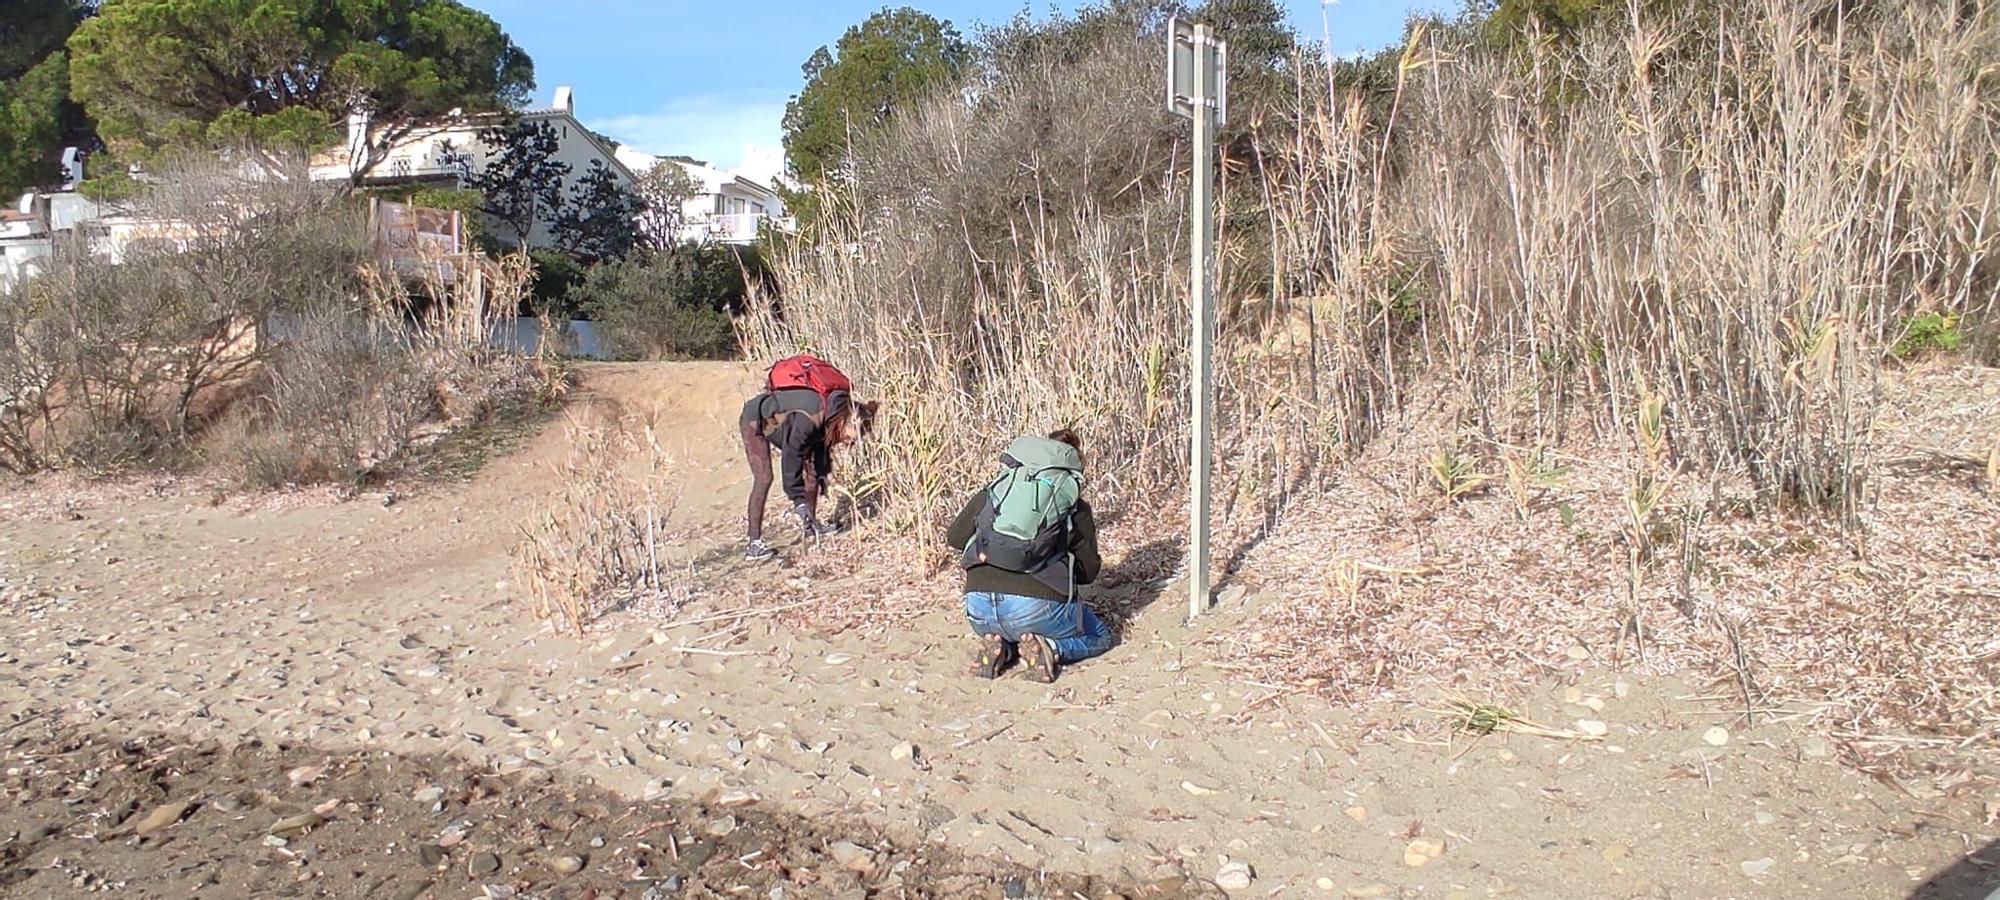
[67, 0, 534, 161]
[0, 1, 94, 198]
[780, 6, 969, 188]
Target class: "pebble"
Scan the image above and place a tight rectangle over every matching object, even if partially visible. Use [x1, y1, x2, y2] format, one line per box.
[1565, 646, 1590, 660]
[706, 815, 738, 837]
[890, 741, 916, 762]
[714, 790, 759, 808]
[1315, 877, 1337, 892]
[412, 786, 443, 804]
[1602, 843, 1629, 861]
[269, 813, 324, 836]
[643, 779, 671, 802]
[1004, 878, 1028, 899]
[548, 854, 585, 875]
[1801, 736, 1832, 759]
[1181, 781, 1218, 796]
[419, 844, 445, 867]
[1703, 726, 1731, 747]
[261, 834, 289, 848]
[1345, 885, 1391, 899]
[482, 886, 516, 899]
[1562, 687, 1583, 704]
[1576, 720, 1609, 737]
[828, 840, 875, 873]
[133, 800, 192, 836]
[1085, 837, 1122, 856]
[1741, 858, 1776, 877]
[824, 653, 854, 665]
[1215, 860, 1254, 891]
[1754, 811, 1777, 826]
[1342, 806, 1369, 822]
[468, 851, 501, 877]
[1403, 838, 1446, 868]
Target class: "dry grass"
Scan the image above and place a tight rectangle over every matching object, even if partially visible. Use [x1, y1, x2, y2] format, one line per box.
[752, 0, 2000, 746]
[513, 420, 689, 634]
[1211, 366, 2000, 748]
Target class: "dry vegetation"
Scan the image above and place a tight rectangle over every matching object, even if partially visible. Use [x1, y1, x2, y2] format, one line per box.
[513, 420, 691, 634]
[749, 0, 2000, 742]
[0, 157, 551, 488]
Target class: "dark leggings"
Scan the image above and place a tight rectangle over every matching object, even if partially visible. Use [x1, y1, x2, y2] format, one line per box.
[741, 418, 819, 541]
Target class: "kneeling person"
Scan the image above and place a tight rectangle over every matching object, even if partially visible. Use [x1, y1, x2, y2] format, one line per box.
[946, 429, 1111, 682]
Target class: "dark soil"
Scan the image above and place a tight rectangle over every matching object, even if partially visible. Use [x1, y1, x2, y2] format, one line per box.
[0, 723, 1202, 900]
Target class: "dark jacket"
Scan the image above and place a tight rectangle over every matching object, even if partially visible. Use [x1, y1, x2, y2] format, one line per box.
[945, 490, 1101, 602]
[741, 388, 845, 504]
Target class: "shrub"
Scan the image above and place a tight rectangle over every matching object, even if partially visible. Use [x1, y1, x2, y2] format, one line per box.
[1893, 313, 1965, 359]
[513, 422, 689, 634]
[758, 0, 2000, 538]
[572, 250, 740, 361]
[0, 154, 547, 486]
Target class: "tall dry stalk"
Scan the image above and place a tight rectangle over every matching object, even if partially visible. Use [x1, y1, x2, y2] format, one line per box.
[514, 422, 687, 634]
[760, 0, 1999, 547]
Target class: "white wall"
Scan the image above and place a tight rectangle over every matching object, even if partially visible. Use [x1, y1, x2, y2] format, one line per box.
[314, 89, 636, 253]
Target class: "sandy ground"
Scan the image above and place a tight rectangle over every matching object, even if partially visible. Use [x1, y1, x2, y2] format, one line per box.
[2, 361, 1996, 899]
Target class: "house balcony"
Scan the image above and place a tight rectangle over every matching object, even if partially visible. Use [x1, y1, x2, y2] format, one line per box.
[682, 212, 795, 246]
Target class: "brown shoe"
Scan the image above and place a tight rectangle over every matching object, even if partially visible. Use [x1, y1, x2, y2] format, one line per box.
[970, 634, 1015, 679]
[1018, 634, 1058, 683]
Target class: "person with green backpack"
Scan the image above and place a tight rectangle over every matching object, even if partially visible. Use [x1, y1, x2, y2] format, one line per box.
[944, 429, 1110, 683]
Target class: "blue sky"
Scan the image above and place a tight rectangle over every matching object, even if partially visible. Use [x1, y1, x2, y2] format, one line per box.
[469, 1, 1453, 180]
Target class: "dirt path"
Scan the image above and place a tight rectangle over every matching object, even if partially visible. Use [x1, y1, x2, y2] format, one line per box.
[2, 361, 1994, 899]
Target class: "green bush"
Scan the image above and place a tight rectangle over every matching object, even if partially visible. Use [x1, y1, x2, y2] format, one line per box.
[1893, 312, 1964, 359]
[571, 251, 739, 360]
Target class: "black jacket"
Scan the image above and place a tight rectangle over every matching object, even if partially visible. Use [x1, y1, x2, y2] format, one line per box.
[944, 491, 1101, 602]
[741, 389, 843, 504]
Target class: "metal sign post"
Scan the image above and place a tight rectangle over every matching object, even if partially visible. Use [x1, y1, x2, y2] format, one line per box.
[1168, 18, 1226, 620]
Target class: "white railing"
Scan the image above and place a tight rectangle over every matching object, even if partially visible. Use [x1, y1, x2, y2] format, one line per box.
[680, 212, 798, 245]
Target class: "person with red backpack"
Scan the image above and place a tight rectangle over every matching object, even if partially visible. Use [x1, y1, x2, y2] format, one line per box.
[739, 354, 878, 561]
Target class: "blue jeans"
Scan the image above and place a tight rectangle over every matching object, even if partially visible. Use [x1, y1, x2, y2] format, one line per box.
[963, 592, 1115, 664]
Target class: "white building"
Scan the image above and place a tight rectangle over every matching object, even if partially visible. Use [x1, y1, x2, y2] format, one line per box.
[310, 86, 638, 250]
[613, 147, 790, 246]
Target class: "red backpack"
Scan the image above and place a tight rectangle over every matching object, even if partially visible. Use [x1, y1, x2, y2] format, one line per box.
[765, 354, 852, 418]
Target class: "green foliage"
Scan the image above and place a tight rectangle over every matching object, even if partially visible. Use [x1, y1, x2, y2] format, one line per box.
[572, 249, 742, 361]
[528, 249, 584, 318]
[402, 185, 484, 242]
[67, 0, 532, 161]
[1893, 312, 1964, 359]
[781, 7, 970, 190]
[449, 119, 568, 248]
[553, 160, 642, 264]
[1482, 0, 1622, 38]
[0, 0, 94, 198]
[633, 161, 701, 252]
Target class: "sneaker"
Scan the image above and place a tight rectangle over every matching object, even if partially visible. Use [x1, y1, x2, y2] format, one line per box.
[743, 539, 776, 562]
[970, 635, 1016, 679]
[1018, 633, 1058, 683]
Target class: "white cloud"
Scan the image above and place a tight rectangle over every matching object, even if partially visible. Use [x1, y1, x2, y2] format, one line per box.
[588, 95, 787, 183]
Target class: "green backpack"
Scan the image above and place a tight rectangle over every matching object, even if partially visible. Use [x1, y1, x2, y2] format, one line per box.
[962, 436, 1084, 592]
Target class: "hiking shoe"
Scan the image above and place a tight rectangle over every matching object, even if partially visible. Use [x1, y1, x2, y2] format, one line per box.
[743, 539, 776, 562]
[1018, 634, 1058, 683]
[970, 635, 1016, 679]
